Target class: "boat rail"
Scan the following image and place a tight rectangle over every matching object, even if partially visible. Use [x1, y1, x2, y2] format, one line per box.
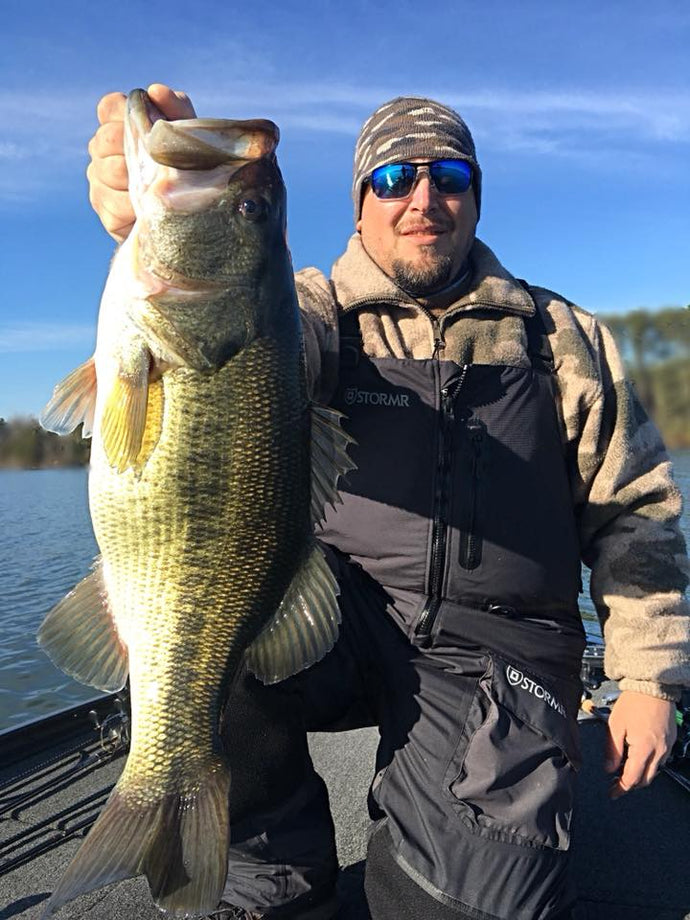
[0, 691, 130, 878]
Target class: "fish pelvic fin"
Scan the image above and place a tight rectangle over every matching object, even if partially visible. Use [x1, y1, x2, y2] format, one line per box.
[37, 557, 128, 692]
[245, 542, 341, 685]
[39, 357, 97, 437]
[101, 347, 151, 473]
[42, 764, 230, 918]
[310, 404, 357, 526]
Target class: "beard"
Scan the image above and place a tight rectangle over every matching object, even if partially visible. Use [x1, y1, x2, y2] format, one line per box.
[390, 251, 455, 296]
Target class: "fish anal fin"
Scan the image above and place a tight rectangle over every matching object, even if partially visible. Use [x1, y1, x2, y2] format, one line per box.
[310, 404, 357, 526]
[246, 542, 341, 685]
[37, 557, 128, 692]
[40, 357, 97, 438]
[42, 763, 230, 918]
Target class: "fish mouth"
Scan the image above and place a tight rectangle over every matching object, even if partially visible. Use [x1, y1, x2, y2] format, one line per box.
[125, 89, 280, 216]
[126, 89, 279, 170]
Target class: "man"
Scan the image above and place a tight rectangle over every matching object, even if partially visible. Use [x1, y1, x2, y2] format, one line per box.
[87, 86, 688, 920]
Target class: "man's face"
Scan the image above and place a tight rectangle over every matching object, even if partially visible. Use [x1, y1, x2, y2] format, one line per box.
[356, 159, 478, 296]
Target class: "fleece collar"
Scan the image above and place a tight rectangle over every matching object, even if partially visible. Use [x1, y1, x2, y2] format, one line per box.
[330, 234, 535, 318]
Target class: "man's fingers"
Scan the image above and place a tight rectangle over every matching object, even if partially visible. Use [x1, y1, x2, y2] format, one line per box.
[88, 121, 126, 160]
[87, 84, 193, 242]
[611, 745, 652, 798]
[603, 721, 625, 773]
[642, 750, 667, 786]
[147, 83, 196, 119]
[88, 183, 135, 243]
[95, 87, 194, 128]
[96, 92, 127, 126]
[604, 691, 678, 798]
[87, 154, 129, 192]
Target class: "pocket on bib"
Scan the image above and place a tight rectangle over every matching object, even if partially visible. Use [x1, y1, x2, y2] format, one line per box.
[443, 654, 580, 851]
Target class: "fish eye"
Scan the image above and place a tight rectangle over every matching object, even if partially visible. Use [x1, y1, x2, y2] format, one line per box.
[238, 194, 268, 222]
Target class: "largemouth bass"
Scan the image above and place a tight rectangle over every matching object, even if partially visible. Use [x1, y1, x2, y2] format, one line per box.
[38, 89, 353, 917]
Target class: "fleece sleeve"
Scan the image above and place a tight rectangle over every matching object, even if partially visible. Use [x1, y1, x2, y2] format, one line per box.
[294, 267, 340, 404]
[557, 307, 690, 700]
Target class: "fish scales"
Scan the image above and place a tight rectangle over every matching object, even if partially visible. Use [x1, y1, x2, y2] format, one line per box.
[37, 89, 350, 917]
[92, 340, 309, 792]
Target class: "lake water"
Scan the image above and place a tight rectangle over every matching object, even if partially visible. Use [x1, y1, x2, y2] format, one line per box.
[1, 454, 689, 733]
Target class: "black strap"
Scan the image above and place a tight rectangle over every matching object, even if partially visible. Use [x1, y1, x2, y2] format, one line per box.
[338, 309, 364, 368]
[338, 309, 363, 341]
[518, 280, 555, 373]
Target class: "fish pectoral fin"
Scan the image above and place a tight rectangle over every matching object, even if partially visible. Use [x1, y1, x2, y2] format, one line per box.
[101, 349, 151, 472]
[42, 762, 230, 918]
[37, 557, 128, 692]
[39, 357, 97, 438]
[245, 542, 341, 685]
[310, 404, 357, 526]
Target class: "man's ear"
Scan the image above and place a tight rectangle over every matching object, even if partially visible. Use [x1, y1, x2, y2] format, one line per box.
[355, 184, 370, 233]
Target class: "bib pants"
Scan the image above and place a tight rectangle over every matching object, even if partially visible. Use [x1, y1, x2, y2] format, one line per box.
[219, 307, 586, 920]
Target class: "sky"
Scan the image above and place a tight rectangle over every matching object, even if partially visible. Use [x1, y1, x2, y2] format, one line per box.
[1, 0, 688, 420]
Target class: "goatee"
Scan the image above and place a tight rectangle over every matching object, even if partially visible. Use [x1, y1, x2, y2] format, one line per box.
[391, 253, 455, 297]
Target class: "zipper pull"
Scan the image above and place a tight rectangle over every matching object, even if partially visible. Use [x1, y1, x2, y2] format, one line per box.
[466, 416, 484, 443]
[440, 386, 455, 424]
[442, 366, 469, 417]
[466, 417, 485, 477]
[432, 336, 445, 359]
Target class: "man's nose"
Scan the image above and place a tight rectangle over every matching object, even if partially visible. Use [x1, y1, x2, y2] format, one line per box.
[408, 175, 436, 210]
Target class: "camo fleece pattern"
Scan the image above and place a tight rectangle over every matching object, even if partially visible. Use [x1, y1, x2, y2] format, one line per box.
[294, 235, 690, 700]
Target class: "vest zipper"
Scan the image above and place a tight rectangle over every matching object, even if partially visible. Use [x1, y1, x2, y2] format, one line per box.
[459, 417, 484, 569]
[415, 365, 469, 644]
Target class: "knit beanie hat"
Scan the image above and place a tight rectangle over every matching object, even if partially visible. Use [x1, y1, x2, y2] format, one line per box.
[352, 96, 481, 224]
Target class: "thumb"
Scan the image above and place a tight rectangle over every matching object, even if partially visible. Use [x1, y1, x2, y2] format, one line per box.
[147, 84, 196, 120]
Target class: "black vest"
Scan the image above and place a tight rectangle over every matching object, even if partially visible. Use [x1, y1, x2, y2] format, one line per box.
[317, 304, 584, 651]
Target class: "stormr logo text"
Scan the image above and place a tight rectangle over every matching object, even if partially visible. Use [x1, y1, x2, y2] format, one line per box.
[344, 387, 410, 408]
[506, 666, 566, 717]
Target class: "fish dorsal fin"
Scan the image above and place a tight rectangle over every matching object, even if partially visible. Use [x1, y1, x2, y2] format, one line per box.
[37, 557, 128, 692]
[40, 357, 97, 438]
[310, 404, 357, 526]
[245, 543, 340, 685]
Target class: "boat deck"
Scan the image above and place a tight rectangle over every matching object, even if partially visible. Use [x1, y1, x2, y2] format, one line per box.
[1, 688, 689, 920]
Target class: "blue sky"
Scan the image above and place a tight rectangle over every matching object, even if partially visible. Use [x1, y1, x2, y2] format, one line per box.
[1, 0, 688, 419]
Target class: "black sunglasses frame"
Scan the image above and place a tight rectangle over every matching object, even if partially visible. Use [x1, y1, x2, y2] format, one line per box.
[368, 159, 473, 201]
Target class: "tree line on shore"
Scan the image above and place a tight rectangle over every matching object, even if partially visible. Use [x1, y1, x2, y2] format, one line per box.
[1, 306, 688, 469]
[0, 419, 90, 468]
[599, 306, 689, 450]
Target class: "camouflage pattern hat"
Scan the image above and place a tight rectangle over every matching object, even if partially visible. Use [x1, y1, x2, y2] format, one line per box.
[352, 96, 482, 224]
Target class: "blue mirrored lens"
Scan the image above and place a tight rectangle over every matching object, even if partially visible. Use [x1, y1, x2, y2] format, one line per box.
[370, 163, 417, 199]
[369, 160, 472, 199]
[428, 160, 472, 194]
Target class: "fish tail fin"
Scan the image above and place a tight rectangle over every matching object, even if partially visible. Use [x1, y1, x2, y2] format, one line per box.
[43, 762, 230, 918]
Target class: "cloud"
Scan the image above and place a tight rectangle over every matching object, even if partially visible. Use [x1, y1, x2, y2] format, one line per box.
[198, 81, 690, 145]
[0, 80, 687, 207]
[0, 142, 25, 160]
[0, 323, 95, 353]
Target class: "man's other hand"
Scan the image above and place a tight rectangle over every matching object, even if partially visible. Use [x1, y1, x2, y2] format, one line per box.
[86, 84, 196, 243]
[604, 690, 677, 798]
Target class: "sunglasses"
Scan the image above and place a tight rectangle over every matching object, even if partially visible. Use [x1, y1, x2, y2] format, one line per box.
[369, 159, 473, 201]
